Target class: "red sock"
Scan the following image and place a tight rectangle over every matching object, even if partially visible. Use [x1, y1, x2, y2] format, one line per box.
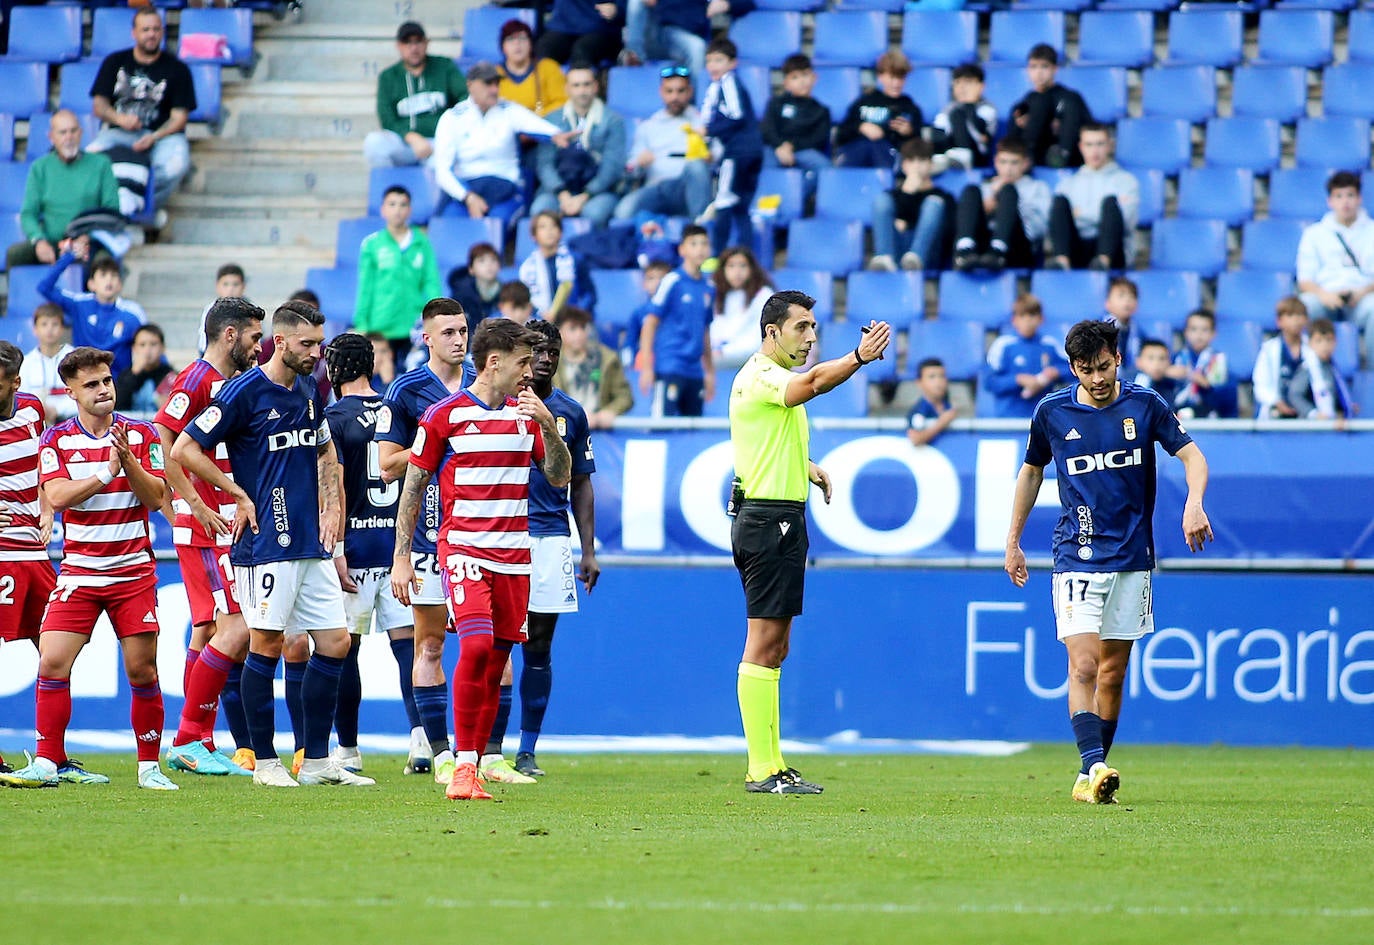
[183, 647, 201, 695]
[473, 645, 511, 754]
[35, 676, 71, 765]
[453, 627, 494, 753]
[177, 644, 233, 746]
[130, 683, 164, 762]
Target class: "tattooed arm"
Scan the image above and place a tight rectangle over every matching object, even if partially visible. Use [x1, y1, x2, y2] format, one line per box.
[317, 441, 342, 551]
[390, 463, 430, 606]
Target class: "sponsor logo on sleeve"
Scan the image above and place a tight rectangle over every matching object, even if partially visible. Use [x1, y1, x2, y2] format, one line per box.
[148, 442, 164, 471]
[40, 447, 59, 475]
[194, 406, 223, 434]
[165, 391, 191, 420]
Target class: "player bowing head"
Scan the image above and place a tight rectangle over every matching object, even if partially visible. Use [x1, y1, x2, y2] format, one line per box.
[1064, 319, 1122, 408]
[273, 299, 327, 378]
[207, 297, 267, 374]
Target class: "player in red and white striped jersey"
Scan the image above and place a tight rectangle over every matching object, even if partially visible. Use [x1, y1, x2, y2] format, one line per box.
[392, 318, 572, 801]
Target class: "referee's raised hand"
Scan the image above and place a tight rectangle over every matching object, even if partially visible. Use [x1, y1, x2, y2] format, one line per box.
[857, 321, 892, 363]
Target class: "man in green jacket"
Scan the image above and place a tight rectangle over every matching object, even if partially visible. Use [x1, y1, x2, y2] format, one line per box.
[364, 21, 468, 168]
[354, 185, 442, 362]
[7, 110, 120, 269]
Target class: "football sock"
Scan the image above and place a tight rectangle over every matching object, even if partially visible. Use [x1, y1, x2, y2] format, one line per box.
[453, 622, 495, 753]
[241, 652, 280, 758]
[737, 662, 781, 783]
[485, 684, 512, 756]
[129, 682, 164, 762]
[333, 636, 362, 749]
[183, 647, 200, 695]
[475, 644, 512, 757]
[137, 760, 159, 778]
[176, 644, 233, 746]
[458, 749, 479, 766]
[1071, 710, 1106, 775]
[284, 659, 307, 753]
[1101, 717, 1119, 760]
[302, 653, 345, 760]
[389, 637, 421, 730]
[221, 661, 251, 751]
[770, 666, 786, 774]
[518, 656, 553, 756]
[34, 676, 71, 765]
[413, 684, 450, 756]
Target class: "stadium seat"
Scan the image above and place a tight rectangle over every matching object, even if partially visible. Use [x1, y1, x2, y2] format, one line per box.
[1211, 321, 1263, 381]
[1029, 270, 1109, 322]
[832, 0, 903, 10]
[1095, 0, 1177, 9]
[1115, 118, 1191, 174]
[728, 12, 801, 69]
[1055, 66, 1127, 124]
[1010, 0, 1092, 9]
[803, 368, 869, 418]
[1320, 63, 1374, 120]
[179, 9, 255, 69]
[1149, 219, 1228, 277]
[1268, 166, 1333, 220]
[1334, 321, 1359, 377]
[428, 216, 507, 273]
[981, 64, 1031, 124]
[1166, 10, 1243, 68]
[1131, 167, 1166, 228]
[988, 11, 1065, 64]
[58, 60, 104, 114]
[1276, 0, 1357, 10]
[1230, 66, 1309, 124]
[814, 167, 892, 226]
[808, 67, 861, 125]
[1215, 270, 1294, 323]
[1241, 219, 1307, 271]
[461, 7, 537, 63]
[606, 66, 668, 121]
[1203, 118, 1281, 173]
[305, 267, 358, 325]
[937, 271, 1018, 329]
[810, 12, 888, 68]
[0, 161, 28, 212]
[588, 268, 644, 331]
[0, 115, 11, 163]
[513, 216, 592, 262]
[5, 264, 79, 320]
[335, 216, 384, 268]
[1295, 118, 1371, 170]
[187, 62, 223, 129]
[1141, 65, 1217, 124]
[91, 7, 154, 61]
[907, 320, 986, 383]
[786, 219, 863, 275]
[4, 5, 82, 63]
[1254, 10, 1334, 68]
[753, 0, 825, 10]
[1074, 12, 1154, 68]
[0, 213, 18, 270]
[904, 69, 952, 126]
[752, 167, 805, 226]
[25, 112, 101, 161]
[771, 267, 834, 321]
[1132, 270, 1201, 328]
[0, 63, 49, 120]
[368, 166, 438, 225]
[1349, 10, 1374, 64]
[1176, 167, 1255, 227]
[1030, 166, 1072, 190]
[845, 271, 924, 331]
[901, 11, 979, 68]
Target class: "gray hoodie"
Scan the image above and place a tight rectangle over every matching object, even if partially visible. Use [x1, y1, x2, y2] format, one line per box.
[1055, 160, 1140, 257]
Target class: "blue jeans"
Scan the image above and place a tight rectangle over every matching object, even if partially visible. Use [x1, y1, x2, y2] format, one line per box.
[873, 192, 944, 264]
[439, 176, 523, 223]
[624, 0, 707, 96]
[362, 130, 430, 168]
[614, 161, 713, 221]
[763, 147, 832, 200]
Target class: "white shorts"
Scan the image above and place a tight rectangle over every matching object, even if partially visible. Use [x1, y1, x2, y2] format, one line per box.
[409, 551, 448, 607]
[529, 535, 578, 615]
[234, 558, 346, 634]
[1052, 570, 1154, 642]
[342, 566, 413, 635]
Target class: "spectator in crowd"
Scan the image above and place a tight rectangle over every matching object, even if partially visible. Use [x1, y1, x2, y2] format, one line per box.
[18, 303, 75, 425]
[197, 262, 249, 353]
[433, 62, 580, 223]
[364, 21, 468, 168]
[907, 357, 958, 446]
[1047, 123, 1138, 271]
[710, 246, 774, 369]
[626, 260, 673, 362]
[533, 63, 627, 229]
[87, 7, 196, 212]
[38, 237, 145, 377]
[931, 63, 998, 175]
[699, 38, 764, 255]
[497, 280, 536, 325]
[761, 54, 832, 200]
[518, 211, 598, 318]
[834, 51, 921, 171]
[537, 0, 624, 66]
[367, 331, 398, 391]
[555, 305, 634, 427]
[1132, 338, 1182, 406]
[354, 185, 441, 363]
[614, 68, 711, 224]
[7, 110, 120, 270]
[638, 224, 715, 416]
[1253, 295, 1312, 420]
[1102, 276, 1142, 370]
[447, 242, 504, 336]
[1295, 170, 1374, 339]
[1288, 317, 1356, 421]
[1169, 309, 1235, 419]
[982, 293, 1066, 419]
[498, 20, 567, 117]
[1003, 43, 1090, 169]
[114, 323, 175, 414]
[871, 139, 948, 273]
[953, 136, 1048, 273]
[623, 0, 755, 95]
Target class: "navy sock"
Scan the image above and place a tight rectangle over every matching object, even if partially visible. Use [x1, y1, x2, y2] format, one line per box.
[1101, 718, 1119, 760]
[413, 683, 450, 756]
[284, 660, 307, 752]
[389, 637, 421, 730]
[221, 662, 251, 751]
[333, 637, 362, 749]
[485, 683, 512, 756]
[302, 653, 344, 759]
[518, 658, 553, 756]
[1071, 711, 1105, 775]
[241, 653, 279, 758]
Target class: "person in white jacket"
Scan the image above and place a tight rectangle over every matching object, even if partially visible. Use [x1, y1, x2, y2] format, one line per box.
[1252, 295, 1313, 420]
[1295, 170, 1374, 339]
[1046, 124, 1139, 271]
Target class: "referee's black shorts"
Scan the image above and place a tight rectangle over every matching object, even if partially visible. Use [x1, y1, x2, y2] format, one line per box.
[731, 500, 808, 619]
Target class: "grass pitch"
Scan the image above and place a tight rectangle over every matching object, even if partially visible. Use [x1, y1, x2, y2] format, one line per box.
[2, 745, 1370, 944]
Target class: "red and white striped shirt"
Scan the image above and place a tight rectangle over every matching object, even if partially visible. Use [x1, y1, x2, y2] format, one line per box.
[0, 392, 47, 562]
[153, 359, 234, 548]
[412, 390, 545, 574]
[39, 415, 164, 583]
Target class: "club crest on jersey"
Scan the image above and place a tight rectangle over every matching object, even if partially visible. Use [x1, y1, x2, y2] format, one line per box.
[195, 406, 222, 433]
[1123, 417, 1137, 441]
[516, 417, 528, 437]
[555, 416, 567, 438]
[165, 391, 191, 420]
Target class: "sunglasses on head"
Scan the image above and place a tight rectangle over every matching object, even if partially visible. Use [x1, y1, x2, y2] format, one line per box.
[660, 66, 691, 78]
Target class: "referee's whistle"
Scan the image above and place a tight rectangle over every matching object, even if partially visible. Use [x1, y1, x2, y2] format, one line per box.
[859, 324, 884, 360]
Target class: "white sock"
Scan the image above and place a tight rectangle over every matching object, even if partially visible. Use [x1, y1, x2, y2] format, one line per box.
[457, 750, 479, 766]
[33, 756, 57, 775]
[433, 749, 454, 766]
[479, 753, 503, 767]
[137, 760, 158, 777]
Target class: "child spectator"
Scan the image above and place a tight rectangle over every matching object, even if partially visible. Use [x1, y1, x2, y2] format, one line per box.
[447, 241, 504, 337]
[626, 260, 673, 361]
[871, 139, 949, 272]
[931, 63, 998, 174]
[907, 357, 958, 446]
[1287, 317, 1355, 421]
[497, 281, 536, 325]
[1103, 276, 1141, 370]
[18, 303, 75, 424]
[1004, 44, 1091, 169]
[1132, 338, 1182, 406]
[710, 246, 775, 369]
[114, 323, 175, 414]
[518, 210, 598, 319]
[197, 262, 248, 353]
[1047, 124, 1138, 271]
[761, 54, 833, 198]
[638, 224, 715, 416]
[834, 50, 922, 171]
[37, 237, 145, 376]
[1169, 309, 1235, 419]
[554, 305, 634, 427]
[354, 185, 442, 363]
[953, 137, 1049, 272]
[982, 293, 1067, 418]
[699, 38, 764, 256]
[367, 331, 398, 392]
[1253, 295, 1312, 420]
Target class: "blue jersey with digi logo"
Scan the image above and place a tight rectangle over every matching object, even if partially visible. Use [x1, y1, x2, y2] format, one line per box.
[374, 363, 475, 556]
[528, 388, 595, 538]
[186, 366, 331, 567]
[326, 393, 397, 570]
[1024, 381, 1192, 573]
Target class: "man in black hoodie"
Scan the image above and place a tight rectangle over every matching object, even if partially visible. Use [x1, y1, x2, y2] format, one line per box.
[833, 50, 922, 171]
[1003, 43, 1091, 169]
[761, 54, 833, 198]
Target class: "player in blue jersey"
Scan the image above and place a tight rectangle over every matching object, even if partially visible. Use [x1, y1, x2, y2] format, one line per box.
[1004, 318, 1212, 805]
[323, 332, 424, 773]
[481, 318, 599, 782]
[375, 297, 476, 782]
[173, 299, 374, 788]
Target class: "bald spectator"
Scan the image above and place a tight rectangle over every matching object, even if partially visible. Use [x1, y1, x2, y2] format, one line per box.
[363, 21, 468, 168]
[7, 110, 120, 270]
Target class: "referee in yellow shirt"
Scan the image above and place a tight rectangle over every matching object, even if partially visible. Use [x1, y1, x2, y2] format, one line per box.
[729, 289, 891, 794]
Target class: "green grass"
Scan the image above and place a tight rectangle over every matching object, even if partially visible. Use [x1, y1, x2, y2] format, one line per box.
[2, 746, 1371, 944]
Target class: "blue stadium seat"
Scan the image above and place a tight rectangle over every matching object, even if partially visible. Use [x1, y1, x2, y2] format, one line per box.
[0, 115, 11, 163]
[981, 64, 1031, 124]
[725, 65, 769, 120]
[1141, 65, 1217, 123]
[187, 62, 223, 128]
[907, 320, 986, 382]
[1131, 167, 1166, 227]
[1166, 10, 1243, 68]
[588, 268, 644, 330]
[1230, 66, 1309, 124]
[1276, 0, 1357, 10]
[988, 11, 1065, 64]
[91, 7, 154, 61]
[902, 11, 979, 68]
[1254, 10, 1334, 68]
[1010, 0, 1092, 9]
[904, 69, 951, 126]
[1177, 167, 1255, 226]
[845, 271, 924, 331]
[811, 12, 888, 68]
[25, 112, 101, 161]
[1056, 66, 1127, 124]
[937, 271, 1018, 329]
[1211, 321, 1262, 381]
[428, 216, 507, 273]
[753, 0, 825, 10]
[809, 67, 861, 125]
[1203, 118, 1281, 172]
[1096, 0, 1178, 9]
[461, 7, 538, 63]
[1149, 218, 1228, 277]
[1029, 270, 1109, 322]
[0, 63, 49, 120]
[1115, 118, 1191, 174]
[752, 167, 805, 226]
[770, 268, 834, 320]
[5, 264, 79, 320]
[1241, 219, 1306, 272]
[58, 60, 103, 113]
[1350, 10, 1374, 64]
[815, 167, 892, 225]
[832, 0, 903, 10]
[1215, 270, 1294, 323]
[368, 166, 438, 225]
[606, 66, 667, 121]
[728, 12, 801, 69]
[179, 9, 255, 69]
[803, 367, 869, 418]
[0, 213, 19, 271]
[1295, 117, 1371, 170]
[1030, 166, 1072, 190]
[1268, 166, 1333, 220]
[1320, 63, 1374, 120]
[0, 161, 28, 212]
[335, 216, 384, 268]
[1075, 12, 1154, 68]
[1132, 270, 1201, 328]
[305, 267, 358, 325]
[786, 219, 864, 275]
[5, 5, 82, 63]
[1334, 321, 1359, 377]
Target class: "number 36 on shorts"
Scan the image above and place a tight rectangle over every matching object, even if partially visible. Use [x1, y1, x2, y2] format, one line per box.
[445, 557, 486, 604]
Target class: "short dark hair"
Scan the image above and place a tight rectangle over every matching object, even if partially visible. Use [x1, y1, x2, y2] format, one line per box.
[644, 260, 672, 277]
[1013, 293, 1043, 319]
[566, 60, 598, 79]
[1064, 319, 1120, 366]
[680, 224, 709, 245]
[205, 296, 266, 342]
[382, 184, 411, 201]
[273, 298, 326, 335]
[422, 297, 466, 321]
[58, 346, 114, 383]
[1185, 308, 1216, 329]
[467, 242, 500, 268]
[470, 317, 542, 370]
[1138, 338, 1170, 356]
[289, 289, 320, 307]
[216, 263, 245, 282]
[1277, 295, 1308, 319]
[916, 356, 945, 377]
[759, 289, 817, 337]
[530, 209, 562, 236]
[134, 323, 165, 346]
[900, 138, 933, 162]
[1027, 43, 1058, 65]
[323, 331, 375, 389]
[1080, 121, 1112, 138]
[132, 7, 161, 27]
[707, 37, 738, 60]
[527, 318, 562, 348]
[1327, 170, 1361, 194]
[89, 257, 122, 281]
[952, 62, 984, 83]
[32, 302, 63, 326]
[781, 54, 812, 75]
[498, 281, 532, 308]
[1108, 276, 1138, 299]
[1310, 316, 1337, 338]
[554, 305, 593, 329]
[0, 341, 22, 380]
[995, 137, 1029, 160]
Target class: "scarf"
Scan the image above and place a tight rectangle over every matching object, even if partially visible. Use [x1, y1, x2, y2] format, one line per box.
[1308, 353, 1354, 418]
[1173, 345, 1225, 410]
[559, 98, 605, 157]
[518, 243, 579, 314]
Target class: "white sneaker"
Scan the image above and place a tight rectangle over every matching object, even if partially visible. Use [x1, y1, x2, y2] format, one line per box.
[137, 766, 180, 791]
[333, 746, 363, 772]
[479, 753, 537, 785]
[900, 251, 923, 271]
[403, 726, 432, 775]
[252, 757, 299, 787]
[299, 758, 376, 786]
[867, 254, 897, 272]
